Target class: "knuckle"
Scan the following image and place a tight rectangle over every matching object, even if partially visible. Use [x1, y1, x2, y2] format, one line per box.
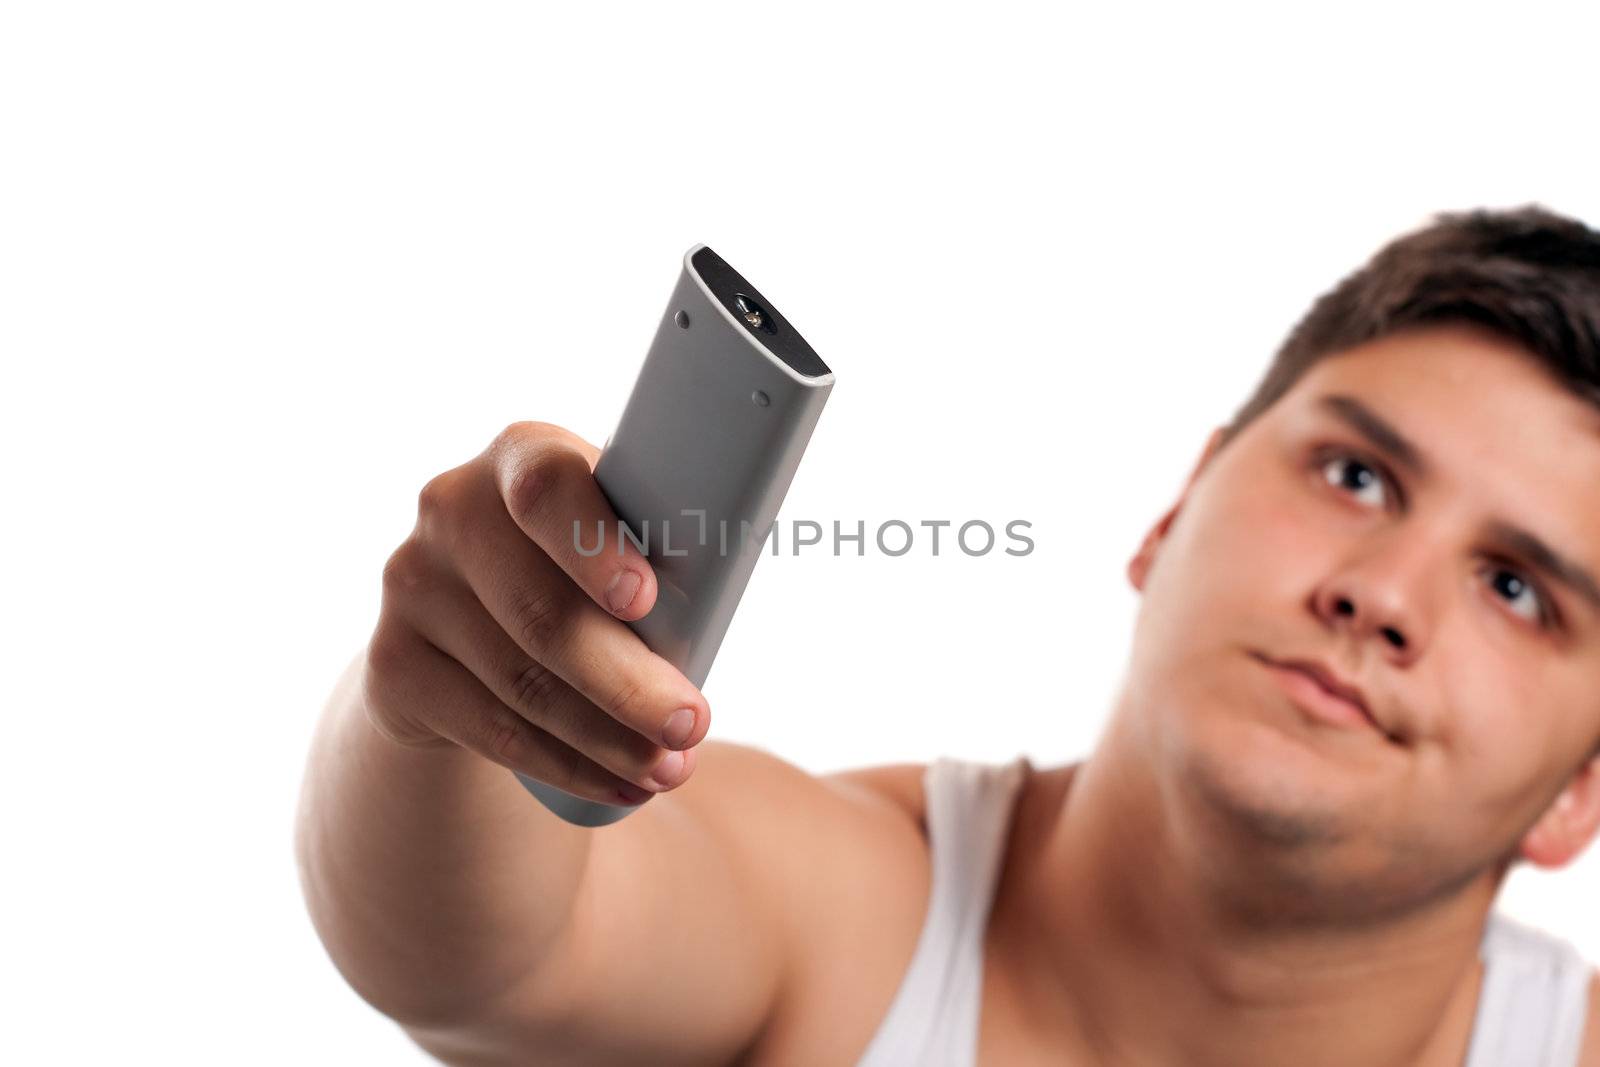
[512, 587, 569, 654]
[482, 711, 531, 767]
[504, 448, 589, 528]
[380, 540, 432, 599]
[416, 469, 462, 523]
[362, 691, 438, 749]
[492, 420, 550, 454]
[509, 660, 566, 718]
[415, 466, 477, 545]
[363, 622, 414, 684]
[504, 459, 558, 524]
[602, 676, 648, 724]
[360, 627, 439, 747]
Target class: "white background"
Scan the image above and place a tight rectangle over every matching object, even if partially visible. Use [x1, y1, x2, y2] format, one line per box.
[4, 2, 1598, 1062]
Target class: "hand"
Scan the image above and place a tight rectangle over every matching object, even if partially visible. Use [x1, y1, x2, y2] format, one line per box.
[362, 421, 708, 806]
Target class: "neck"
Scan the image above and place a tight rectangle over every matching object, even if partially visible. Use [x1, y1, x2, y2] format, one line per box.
[998, 712, 1503, 1067]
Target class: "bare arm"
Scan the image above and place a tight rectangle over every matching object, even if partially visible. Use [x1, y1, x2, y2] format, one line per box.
[295, 657, 840, 1066]
[294, 652, 595, 1027]
[293, 421, 798, 1064]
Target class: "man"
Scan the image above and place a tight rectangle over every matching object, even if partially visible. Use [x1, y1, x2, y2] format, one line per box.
[296, 205, 1600, 1065]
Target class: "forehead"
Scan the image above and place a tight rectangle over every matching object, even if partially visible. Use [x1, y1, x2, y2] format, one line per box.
[1279, 323, 1600, 446]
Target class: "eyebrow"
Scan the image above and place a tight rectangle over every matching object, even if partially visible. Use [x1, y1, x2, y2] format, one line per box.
[1314, 393, 1600, 618]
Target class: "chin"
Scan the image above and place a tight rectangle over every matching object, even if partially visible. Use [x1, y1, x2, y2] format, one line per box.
[1187, 741, 1350, 849]
[1137, 672, 1489, 920]
[1163, 693, 1364, 852]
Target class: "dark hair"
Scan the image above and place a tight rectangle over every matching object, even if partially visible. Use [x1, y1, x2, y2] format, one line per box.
[1220, 204, 1600, 448]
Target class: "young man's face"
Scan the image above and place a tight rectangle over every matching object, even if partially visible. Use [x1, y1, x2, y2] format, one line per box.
[1123, 321, 1600, 919]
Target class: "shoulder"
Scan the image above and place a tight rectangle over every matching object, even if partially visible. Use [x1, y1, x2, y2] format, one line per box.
[821, 759, 933, 831]
[820, 754, 1079, 829]
[692, 748, 936, 1065]
[680, 742, 936, 930]
[684, 741, 928, 847]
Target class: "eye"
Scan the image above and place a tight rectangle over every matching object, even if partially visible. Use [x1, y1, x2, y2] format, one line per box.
[1317, 451, 1393, 510]
[1483, 564, 1556, 629]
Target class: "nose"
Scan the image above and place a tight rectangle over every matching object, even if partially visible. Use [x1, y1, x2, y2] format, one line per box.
[1321, 591, 1407, 651]
[1311, 531, 1439, 661]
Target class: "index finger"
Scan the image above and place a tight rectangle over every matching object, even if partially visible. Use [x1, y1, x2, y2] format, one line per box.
[489, 421, 658, 623]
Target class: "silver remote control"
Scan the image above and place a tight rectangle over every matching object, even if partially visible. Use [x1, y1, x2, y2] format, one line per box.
[515, 243, 835, 826]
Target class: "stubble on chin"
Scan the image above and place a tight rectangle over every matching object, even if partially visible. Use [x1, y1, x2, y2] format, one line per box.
[1182, 743, 1348, 851]
[1175, 744, 1504, 929]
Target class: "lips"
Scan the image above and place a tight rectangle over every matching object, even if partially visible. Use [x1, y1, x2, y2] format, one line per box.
[1275, 658, 1371, 716]
[1251, 652, 1392, 739]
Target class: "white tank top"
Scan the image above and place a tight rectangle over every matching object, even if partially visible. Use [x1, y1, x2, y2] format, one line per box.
[854, 757, 1593, 1067]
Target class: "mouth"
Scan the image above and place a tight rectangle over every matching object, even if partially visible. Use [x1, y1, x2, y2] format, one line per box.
[1250, 652, 1398, 743]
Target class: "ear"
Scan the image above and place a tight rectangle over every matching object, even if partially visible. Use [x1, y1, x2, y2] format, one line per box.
[1127, 426, 1230, 593]
[1518, 752, 1600, 869]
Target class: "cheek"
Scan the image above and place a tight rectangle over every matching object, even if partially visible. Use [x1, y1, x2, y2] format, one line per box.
[1128, 494, 1292, 686]
[1231, 457, 1337, 561]
[1160, 471, 1321, 615]
[1439, 645, 1583, 800]
[1399, 618, 1585, 851]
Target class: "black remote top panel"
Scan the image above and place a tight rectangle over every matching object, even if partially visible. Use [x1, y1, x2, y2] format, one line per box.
[691, 246, 831, 379]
